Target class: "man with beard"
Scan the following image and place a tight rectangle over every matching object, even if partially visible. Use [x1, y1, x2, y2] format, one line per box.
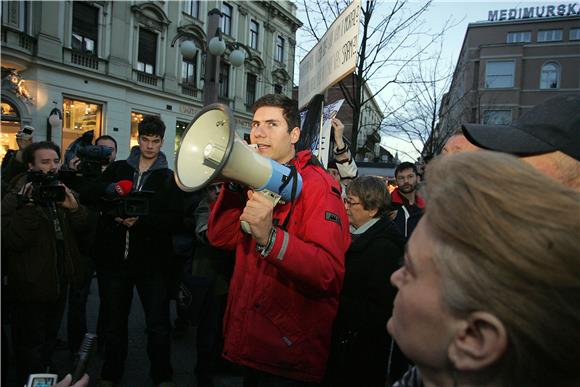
[391, 162, 424, 240]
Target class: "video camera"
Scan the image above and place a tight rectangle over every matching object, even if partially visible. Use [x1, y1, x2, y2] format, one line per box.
[64, 130, 112, 177]
[25, 170, 66, 203]
[76, 144, 113, 177]
[122, 190, 155, 217]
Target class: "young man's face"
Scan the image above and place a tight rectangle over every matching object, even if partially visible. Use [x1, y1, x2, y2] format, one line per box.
[29, 149, 60, 174]
[138, 134, 163, 160]
[250, 106, 300, 164]
[396, 168, 418, 194]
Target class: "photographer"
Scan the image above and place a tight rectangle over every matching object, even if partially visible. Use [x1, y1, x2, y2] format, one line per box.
[1, 141, 89, 384]
[57, 135, 118, 355]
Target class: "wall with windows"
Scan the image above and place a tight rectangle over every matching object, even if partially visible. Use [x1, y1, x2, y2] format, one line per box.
[434, 14, 580, 153]
[1, 1, 301, 164]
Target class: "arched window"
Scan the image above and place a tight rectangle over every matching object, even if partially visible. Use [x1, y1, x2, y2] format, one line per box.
[540, 62, 560, 89]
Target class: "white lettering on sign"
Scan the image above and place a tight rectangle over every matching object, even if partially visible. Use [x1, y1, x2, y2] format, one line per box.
[298, 0, 360, 109]
[488, 3, 579, 21]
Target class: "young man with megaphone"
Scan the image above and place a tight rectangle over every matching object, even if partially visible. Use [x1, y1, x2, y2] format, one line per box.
[205, 94, 350, 386]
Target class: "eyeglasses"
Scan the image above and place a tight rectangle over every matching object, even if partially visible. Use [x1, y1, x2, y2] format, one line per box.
[344, 198, 361, 206]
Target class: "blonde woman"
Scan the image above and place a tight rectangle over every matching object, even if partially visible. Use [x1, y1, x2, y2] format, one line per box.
[389, 151, 580, 387]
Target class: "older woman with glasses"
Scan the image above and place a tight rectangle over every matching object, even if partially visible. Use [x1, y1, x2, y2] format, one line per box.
[390, 151, 580, 387]
[324, 175, 408, 387]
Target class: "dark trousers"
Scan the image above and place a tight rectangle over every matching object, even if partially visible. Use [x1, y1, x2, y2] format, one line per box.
[98, 268, 173, 384]
[11, 290, 67, 384]
[243, 368, 317, 387]
[195, 280, 227, 377]
[66, 277, 91, 352]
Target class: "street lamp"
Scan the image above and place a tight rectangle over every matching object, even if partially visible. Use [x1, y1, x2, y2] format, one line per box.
[171, 8, 254, 105]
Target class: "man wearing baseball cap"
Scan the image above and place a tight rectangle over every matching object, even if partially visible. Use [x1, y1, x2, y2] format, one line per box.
[462, 94, 580, 190]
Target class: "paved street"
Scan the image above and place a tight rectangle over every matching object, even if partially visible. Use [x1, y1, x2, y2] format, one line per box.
[5, 277, 243, 387]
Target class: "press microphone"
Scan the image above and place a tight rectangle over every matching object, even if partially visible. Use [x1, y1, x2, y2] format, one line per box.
[72, 333, 97, 383]
[106, 179, 133, 198]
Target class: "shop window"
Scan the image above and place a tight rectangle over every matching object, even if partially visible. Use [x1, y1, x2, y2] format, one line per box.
[72, 2, 99, 55]
[0, 101, 21, 161]
[130, 112, 146, 149]
[62, 98, 102, 152]
[175, 120, 189, 155]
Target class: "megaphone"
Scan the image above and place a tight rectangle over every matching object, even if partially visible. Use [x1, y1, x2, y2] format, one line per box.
[175, 104, 303, 231]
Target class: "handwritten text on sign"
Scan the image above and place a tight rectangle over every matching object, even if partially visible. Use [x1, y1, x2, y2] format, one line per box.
[299, 0, 360, 109]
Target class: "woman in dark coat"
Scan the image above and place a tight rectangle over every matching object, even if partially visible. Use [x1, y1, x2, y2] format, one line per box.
[324, 175, 407, 387]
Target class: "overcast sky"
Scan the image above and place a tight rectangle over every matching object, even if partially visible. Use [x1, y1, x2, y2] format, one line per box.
[294, 0, 565, 161]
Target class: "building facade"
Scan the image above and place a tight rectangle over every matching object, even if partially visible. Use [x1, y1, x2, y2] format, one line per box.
[1, 0, 301, 164]
[427, 11, 580, 157]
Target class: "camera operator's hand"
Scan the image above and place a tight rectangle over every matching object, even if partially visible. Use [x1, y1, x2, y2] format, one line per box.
[68, 156, 81, 171]
[115, 216, 139, 228]
[59, 185, 79, 212]
[18, 182, 34, 200]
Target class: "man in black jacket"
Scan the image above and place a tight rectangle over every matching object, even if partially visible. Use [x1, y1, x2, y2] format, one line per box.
[95, 116, 182, 387]
[2, 141, 89, 384]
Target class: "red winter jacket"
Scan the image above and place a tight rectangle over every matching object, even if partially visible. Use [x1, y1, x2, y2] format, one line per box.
[207, 150, 350, 382]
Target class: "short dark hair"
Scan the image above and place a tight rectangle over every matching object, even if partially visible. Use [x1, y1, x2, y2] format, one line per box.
[139, 116, 166, 138]
[347, 175, 391, 217]
[252, 94, 300, 133]
[96, 135, 118, 151]
[23, 141, 61, 165]
[395, 162, 418, 177]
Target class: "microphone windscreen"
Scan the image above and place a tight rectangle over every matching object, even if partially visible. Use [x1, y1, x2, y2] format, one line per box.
[115, 180, 133, 196]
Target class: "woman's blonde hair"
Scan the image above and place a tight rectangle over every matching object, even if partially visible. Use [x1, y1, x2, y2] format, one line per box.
[424, 151, 580, 387]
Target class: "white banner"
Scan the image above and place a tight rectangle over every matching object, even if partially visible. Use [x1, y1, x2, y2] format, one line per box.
[298, 0, 360, 109]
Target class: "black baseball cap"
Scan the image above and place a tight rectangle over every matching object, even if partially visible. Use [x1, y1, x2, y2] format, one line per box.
[462, 94, 580, 161]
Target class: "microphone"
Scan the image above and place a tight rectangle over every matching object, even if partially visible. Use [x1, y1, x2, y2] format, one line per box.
[106, 179, 133, 198]
[72, 333, 97, 383]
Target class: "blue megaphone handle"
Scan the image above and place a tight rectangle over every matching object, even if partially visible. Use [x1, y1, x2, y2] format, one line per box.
[257, 160, 303, 202]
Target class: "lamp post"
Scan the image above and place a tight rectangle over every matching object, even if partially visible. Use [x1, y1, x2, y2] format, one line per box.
[172, 8, 253, 106]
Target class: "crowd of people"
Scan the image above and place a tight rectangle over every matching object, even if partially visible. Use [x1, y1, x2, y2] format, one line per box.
[1, 93, 578, 387]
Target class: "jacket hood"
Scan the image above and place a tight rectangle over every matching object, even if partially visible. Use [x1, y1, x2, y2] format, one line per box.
[291, 150, 317, 170]
[126, 145, 168, 172]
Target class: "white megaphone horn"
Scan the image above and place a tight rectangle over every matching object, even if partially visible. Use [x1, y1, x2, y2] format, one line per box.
[175, 104, 302, 231]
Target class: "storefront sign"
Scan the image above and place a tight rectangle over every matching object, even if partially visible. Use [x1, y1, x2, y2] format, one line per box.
[488, 3, 579, 21]
[179, 104, 199, 116]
